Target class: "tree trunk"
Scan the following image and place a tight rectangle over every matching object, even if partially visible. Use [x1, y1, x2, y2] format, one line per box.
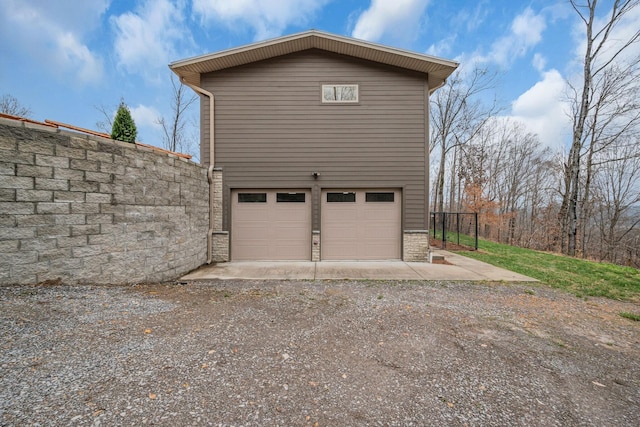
[564, 0, 596, 256]
[436, 138, 446, 213]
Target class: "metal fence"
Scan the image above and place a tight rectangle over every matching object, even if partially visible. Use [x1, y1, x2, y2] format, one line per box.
[430, 212, 478, 250]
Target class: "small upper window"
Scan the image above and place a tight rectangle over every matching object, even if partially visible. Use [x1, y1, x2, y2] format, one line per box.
[238, 193, 266, 203]
[327, 192, 356, 203]
[366, 192, 395, 202]
[277, 193, 306, 203]
[322, 84, 359, 103]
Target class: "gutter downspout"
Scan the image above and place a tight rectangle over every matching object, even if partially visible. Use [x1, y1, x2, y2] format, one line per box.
[182, 78, 215, 264]
[428, 78, 447, 95]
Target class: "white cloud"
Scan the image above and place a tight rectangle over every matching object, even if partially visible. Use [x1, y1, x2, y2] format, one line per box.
[510, 69, 571, 148]
[57, 33, 104, 84]
[130, 104, 162, 131]
[193, 0, 331, 41]
[459, 7, 547, 71]
[511, 7, 546, 46]
[351, 0, 430, 43]
[426, 35, 456, 57]
[454, 2, 489, 33]
[111, 0, 191, 81]
[0, 0, 107, 84]
[532, 53, 547, 72]
[491, 8, 546, 66]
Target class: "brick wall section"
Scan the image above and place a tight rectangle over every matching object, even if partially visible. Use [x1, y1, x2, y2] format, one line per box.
[312, 230, 320, 262]
[210, 168, 229, 262]
[403, 230, 429, 262]
[0, 119, 209, 285]
[212, 168, 223, 231]
[212, 232, 229, 262]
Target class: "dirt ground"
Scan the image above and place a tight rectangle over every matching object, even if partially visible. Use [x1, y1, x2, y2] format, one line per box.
[1, 279, 639, 426]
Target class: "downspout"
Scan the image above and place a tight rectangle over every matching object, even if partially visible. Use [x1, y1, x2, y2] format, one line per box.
[181, 77, 215, 264]
[428, 78, 447, 95]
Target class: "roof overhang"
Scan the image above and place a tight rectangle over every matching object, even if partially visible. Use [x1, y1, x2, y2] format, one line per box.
[170, 30, 458, 90]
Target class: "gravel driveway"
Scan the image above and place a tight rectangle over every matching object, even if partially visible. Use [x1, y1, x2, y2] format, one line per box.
[1, 280, 639, 426]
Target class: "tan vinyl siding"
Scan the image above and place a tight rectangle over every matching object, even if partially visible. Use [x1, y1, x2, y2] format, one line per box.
[199, 94, 210, 166]
[201, 49, 429, 230]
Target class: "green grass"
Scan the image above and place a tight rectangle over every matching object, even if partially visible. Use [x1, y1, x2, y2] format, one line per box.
[620, 312, 640, 321]
[454, 238, 640, 301]
[431, 230, 477, 248]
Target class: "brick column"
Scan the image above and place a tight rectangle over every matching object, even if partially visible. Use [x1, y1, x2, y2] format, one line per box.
[403, 230, 429, 262]
[211, 168, 229, 262]
[312, 230, 320, 261]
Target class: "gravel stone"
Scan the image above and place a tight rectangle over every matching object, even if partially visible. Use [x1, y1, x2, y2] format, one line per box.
[1, 280, 639, 426]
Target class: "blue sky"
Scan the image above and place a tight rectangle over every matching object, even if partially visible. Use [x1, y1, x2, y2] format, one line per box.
[1, 0, 637, 158]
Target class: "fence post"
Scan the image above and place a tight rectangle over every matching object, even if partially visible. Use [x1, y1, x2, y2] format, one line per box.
[474, 212, 478, 250]
[442, 212, 447, 249]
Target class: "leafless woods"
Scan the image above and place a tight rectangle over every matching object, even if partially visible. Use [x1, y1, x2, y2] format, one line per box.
[430, 0, 640, 267]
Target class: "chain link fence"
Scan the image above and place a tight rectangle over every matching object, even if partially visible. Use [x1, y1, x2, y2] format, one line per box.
[430, 212, 478, 250]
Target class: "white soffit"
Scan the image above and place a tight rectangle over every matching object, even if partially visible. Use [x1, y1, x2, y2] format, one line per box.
[170, 30, 459, 88]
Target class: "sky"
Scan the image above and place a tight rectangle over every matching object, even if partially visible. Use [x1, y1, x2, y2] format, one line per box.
[1, 0, 638, 160]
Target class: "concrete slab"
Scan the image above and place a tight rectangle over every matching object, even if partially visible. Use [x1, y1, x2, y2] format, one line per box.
[436, 251, 537, 282]
[181, 261, 316, 280]
[180, 250, 538, 282]
[315, 261, 422, 280]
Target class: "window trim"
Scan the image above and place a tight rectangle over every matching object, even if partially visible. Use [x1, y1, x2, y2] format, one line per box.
[321, 84, 359, 104]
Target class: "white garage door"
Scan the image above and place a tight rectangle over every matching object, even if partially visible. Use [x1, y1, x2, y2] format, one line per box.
[322, 189, 401, 260]
[231, 190, 311, 261]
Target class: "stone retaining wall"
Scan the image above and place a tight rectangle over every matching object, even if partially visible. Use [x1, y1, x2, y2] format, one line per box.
[0, 119, 209, 285]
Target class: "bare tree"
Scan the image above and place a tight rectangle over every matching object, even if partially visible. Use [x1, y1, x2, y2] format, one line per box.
[456, 119, 555, 246]
[156, 74, 198, 154]
[560, 0, 640, 256]
[429, 68, 498, 213]
[592, 139, 640, 264]
[94, 103, 115, 134]
[0, 94, 32, 117]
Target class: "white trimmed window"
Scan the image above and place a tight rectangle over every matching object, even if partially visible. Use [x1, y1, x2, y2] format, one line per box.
[322, 84, 359, 103]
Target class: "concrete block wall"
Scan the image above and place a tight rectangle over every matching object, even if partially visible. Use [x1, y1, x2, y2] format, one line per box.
[403, 230, 429, 262]
[0, 119, 209, 285]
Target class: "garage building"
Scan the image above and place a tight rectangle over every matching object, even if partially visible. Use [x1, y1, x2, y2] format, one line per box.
[169, 31, 458, 262]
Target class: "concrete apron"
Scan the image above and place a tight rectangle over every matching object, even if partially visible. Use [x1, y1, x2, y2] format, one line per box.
[180, 250, 538, 282]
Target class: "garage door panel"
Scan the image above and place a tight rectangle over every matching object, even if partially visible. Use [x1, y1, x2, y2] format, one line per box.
[324, 224, 358, 238]
[232, 190, 311, 261]
[322, 189, 401, 260]
[363, 229, 397, 239]
[363, 209, 396, 221]
[276, 229, 307, 240]
[235, 210, 268, 221]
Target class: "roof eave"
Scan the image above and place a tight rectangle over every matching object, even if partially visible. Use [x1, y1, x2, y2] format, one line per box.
[170, 30, 458, 89]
